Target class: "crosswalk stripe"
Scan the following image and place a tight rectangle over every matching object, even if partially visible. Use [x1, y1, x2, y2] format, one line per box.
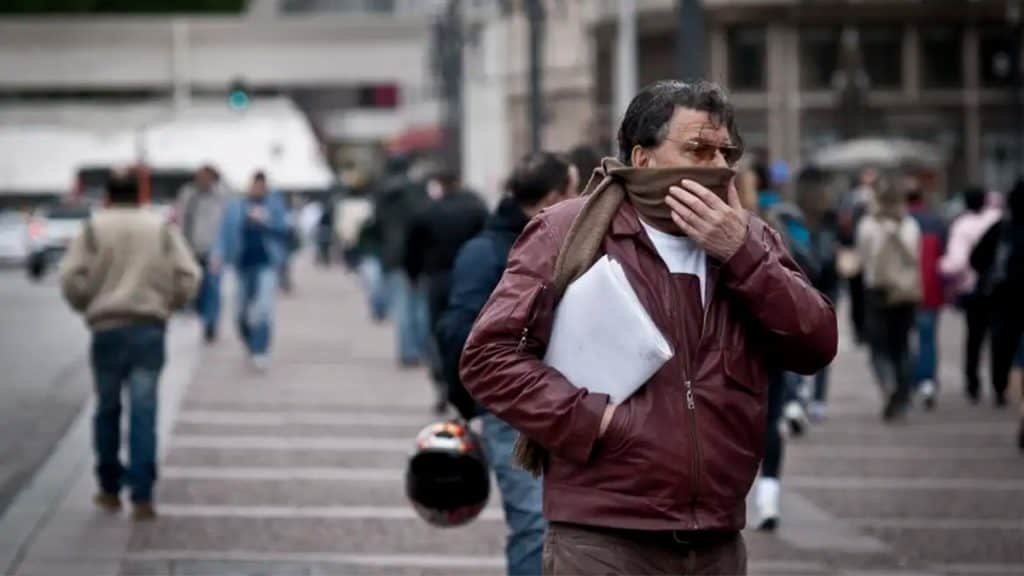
[177, 410, 433, 428]
[162, 466, 403, 481]
[157, 504, 503, 520]
[786, 476, 1024, 491]
[848, 517, 1024, 530]
[171, 435, 411, 452]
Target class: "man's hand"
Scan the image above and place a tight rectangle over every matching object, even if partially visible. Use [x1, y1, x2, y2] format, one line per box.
[665, 179, 750, 261]
[598, 404, 617, 438]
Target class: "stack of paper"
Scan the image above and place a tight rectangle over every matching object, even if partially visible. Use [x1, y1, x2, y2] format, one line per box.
[544, 255, 674, 404]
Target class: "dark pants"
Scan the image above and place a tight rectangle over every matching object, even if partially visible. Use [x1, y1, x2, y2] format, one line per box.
[91, 323, 165, 503]
[762, 372, 789, 479]
[848, 273, 867, 345]
[990, 301, 1024, 405]
[543, 522, 746, 575]
[964, 294, 992, 400]
[866, 291, 916, 409]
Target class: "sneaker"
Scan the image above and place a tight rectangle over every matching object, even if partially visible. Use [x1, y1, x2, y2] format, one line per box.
[93, 492, 121, 513]
[203, 325, 217, 344]
[755, 477, 780, 532]
[132, 501, 157, 522]
[1018, 418, 1024, 453]
[784, 401, 808, 437]
[918, 380, 937, 411]
[807, 401, 827, 423]
[882, 394, 908, 422]
[250, 355, 270, 372]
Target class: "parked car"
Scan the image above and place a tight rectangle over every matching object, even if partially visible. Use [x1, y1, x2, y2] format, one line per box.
[0, 211, 29, 266]
[26, 203, 91, 281]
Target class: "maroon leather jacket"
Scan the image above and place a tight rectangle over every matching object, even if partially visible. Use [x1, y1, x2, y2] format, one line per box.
[460, 198, 837, 532]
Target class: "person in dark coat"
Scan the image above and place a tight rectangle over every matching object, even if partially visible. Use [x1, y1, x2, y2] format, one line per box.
[404, 170, 488, 412]
[435, 151, 577, 576]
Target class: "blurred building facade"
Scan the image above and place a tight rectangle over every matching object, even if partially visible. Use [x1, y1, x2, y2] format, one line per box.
[0, 0, 448, 194]
[463, 0, 1024, 197]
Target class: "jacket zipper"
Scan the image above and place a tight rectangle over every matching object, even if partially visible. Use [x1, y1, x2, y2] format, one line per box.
[685, 283, 712, 530]
[516, 284, 547, 353]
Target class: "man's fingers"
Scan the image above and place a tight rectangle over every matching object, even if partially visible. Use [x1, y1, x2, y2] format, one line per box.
[666, 195, 709, 235]
[669, 185, 716, 220]
[727, 179, 744, 211]
[681, 179, 728, 211]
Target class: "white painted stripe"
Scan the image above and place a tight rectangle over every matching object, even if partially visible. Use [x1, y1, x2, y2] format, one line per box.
[124, 550, 832, 573]
[848, 517, 1024, 530]
[158, 504, 503, 521]
[941, 563, 1024, 575]
[177, 410, 432, 428]
[126, 550, 505, 569]
[793, 446, 1012, 460]
[787, 476, 1024, 491]
[172, 435, 411, 452]
[162, 466, 403, 481]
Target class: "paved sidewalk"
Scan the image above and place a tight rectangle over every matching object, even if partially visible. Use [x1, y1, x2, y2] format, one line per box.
[1, 256, 1022, 576]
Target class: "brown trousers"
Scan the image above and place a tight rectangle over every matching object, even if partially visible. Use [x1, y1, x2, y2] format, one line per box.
[543, 522, 747, 576]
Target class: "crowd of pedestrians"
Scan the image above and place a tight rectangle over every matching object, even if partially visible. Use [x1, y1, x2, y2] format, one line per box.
[53, 76, 1024, 576]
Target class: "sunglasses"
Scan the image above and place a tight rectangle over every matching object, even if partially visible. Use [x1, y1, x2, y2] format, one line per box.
[664, 137, 743, 167]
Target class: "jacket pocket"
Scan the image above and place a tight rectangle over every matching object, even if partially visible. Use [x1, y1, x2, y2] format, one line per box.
[723, 349, 765, 397]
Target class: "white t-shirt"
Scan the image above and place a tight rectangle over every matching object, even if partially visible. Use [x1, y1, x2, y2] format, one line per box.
[640, 220, 708, 307]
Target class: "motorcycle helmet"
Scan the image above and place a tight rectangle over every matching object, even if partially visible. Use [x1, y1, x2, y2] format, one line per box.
[406, 420, 490, 527]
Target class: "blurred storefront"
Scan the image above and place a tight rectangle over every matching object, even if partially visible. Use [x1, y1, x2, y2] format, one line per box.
[464, 0, 1024, 197]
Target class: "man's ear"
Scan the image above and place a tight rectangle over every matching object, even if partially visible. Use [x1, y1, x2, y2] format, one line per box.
[631, 145, 652, 168]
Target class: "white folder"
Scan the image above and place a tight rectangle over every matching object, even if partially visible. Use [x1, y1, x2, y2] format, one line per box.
[543, 255, 674, 404]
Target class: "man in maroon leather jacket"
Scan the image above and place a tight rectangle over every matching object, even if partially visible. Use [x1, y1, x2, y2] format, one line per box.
[460, 80, 837, 575]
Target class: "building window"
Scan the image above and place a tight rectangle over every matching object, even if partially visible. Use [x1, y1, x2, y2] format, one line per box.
[728, 27, 767, 91]
[860, 26, 902, 89]
[800, 27, 841, 90]
[920, 26, 963, 88]
[979, 28, 1020, 87]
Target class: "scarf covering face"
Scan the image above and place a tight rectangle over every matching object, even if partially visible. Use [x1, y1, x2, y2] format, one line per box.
[514, 157, 735, 475]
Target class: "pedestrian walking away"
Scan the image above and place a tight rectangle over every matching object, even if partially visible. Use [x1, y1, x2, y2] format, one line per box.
[856, 176, 921, 421]
[211, 171, 291, 371]
[940, 186, 1002, 404]
[175, 164, 228, 343]
[971, 180, 1024, 409]
[60, 168, 200, 521]
[906, 179, 946, 409]
[460, 80, 837, 575]
[404, 170, 488, 414]
[436, 151, 578, 575]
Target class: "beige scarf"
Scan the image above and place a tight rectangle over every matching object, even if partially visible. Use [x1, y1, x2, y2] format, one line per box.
[514, 158, 735, 475]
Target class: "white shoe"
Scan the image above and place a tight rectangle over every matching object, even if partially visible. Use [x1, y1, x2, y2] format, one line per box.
[784, 400, 808, 437]
[250, 355, 270, 372]
[808, 401, 827, 423]
[756, 477, 780, 531]
[918, 380, 937, 410]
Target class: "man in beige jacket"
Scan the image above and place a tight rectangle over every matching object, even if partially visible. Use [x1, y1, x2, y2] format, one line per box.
[60, 169, 199, 520]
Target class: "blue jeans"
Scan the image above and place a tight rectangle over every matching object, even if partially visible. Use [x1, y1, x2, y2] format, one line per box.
[357, 256, 389, 321]
[388, 271, 429, 364]
[196, 256, 222, 334]
[480, 413, 546, 576]
[237, 266, 277, 356]
[91, 324, 165, 502]
[914, 309, 940, 386]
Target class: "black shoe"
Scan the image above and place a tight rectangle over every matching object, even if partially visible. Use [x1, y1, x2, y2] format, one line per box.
[1017, 419, 1024, 453]
[757, 517, 779, 532]
[203, 326, 217, 343]
[966, 389, 981, 405]
[994, 394, 1008, 408]
[882, 395, 908, 422]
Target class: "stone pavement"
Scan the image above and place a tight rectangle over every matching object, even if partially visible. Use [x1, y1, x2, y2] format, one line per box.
[1, 256, 1021, 576]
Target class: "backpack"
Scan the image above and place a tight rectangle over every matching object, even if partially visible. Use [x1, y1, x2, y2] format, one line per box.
[870, 220, 921, 305]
